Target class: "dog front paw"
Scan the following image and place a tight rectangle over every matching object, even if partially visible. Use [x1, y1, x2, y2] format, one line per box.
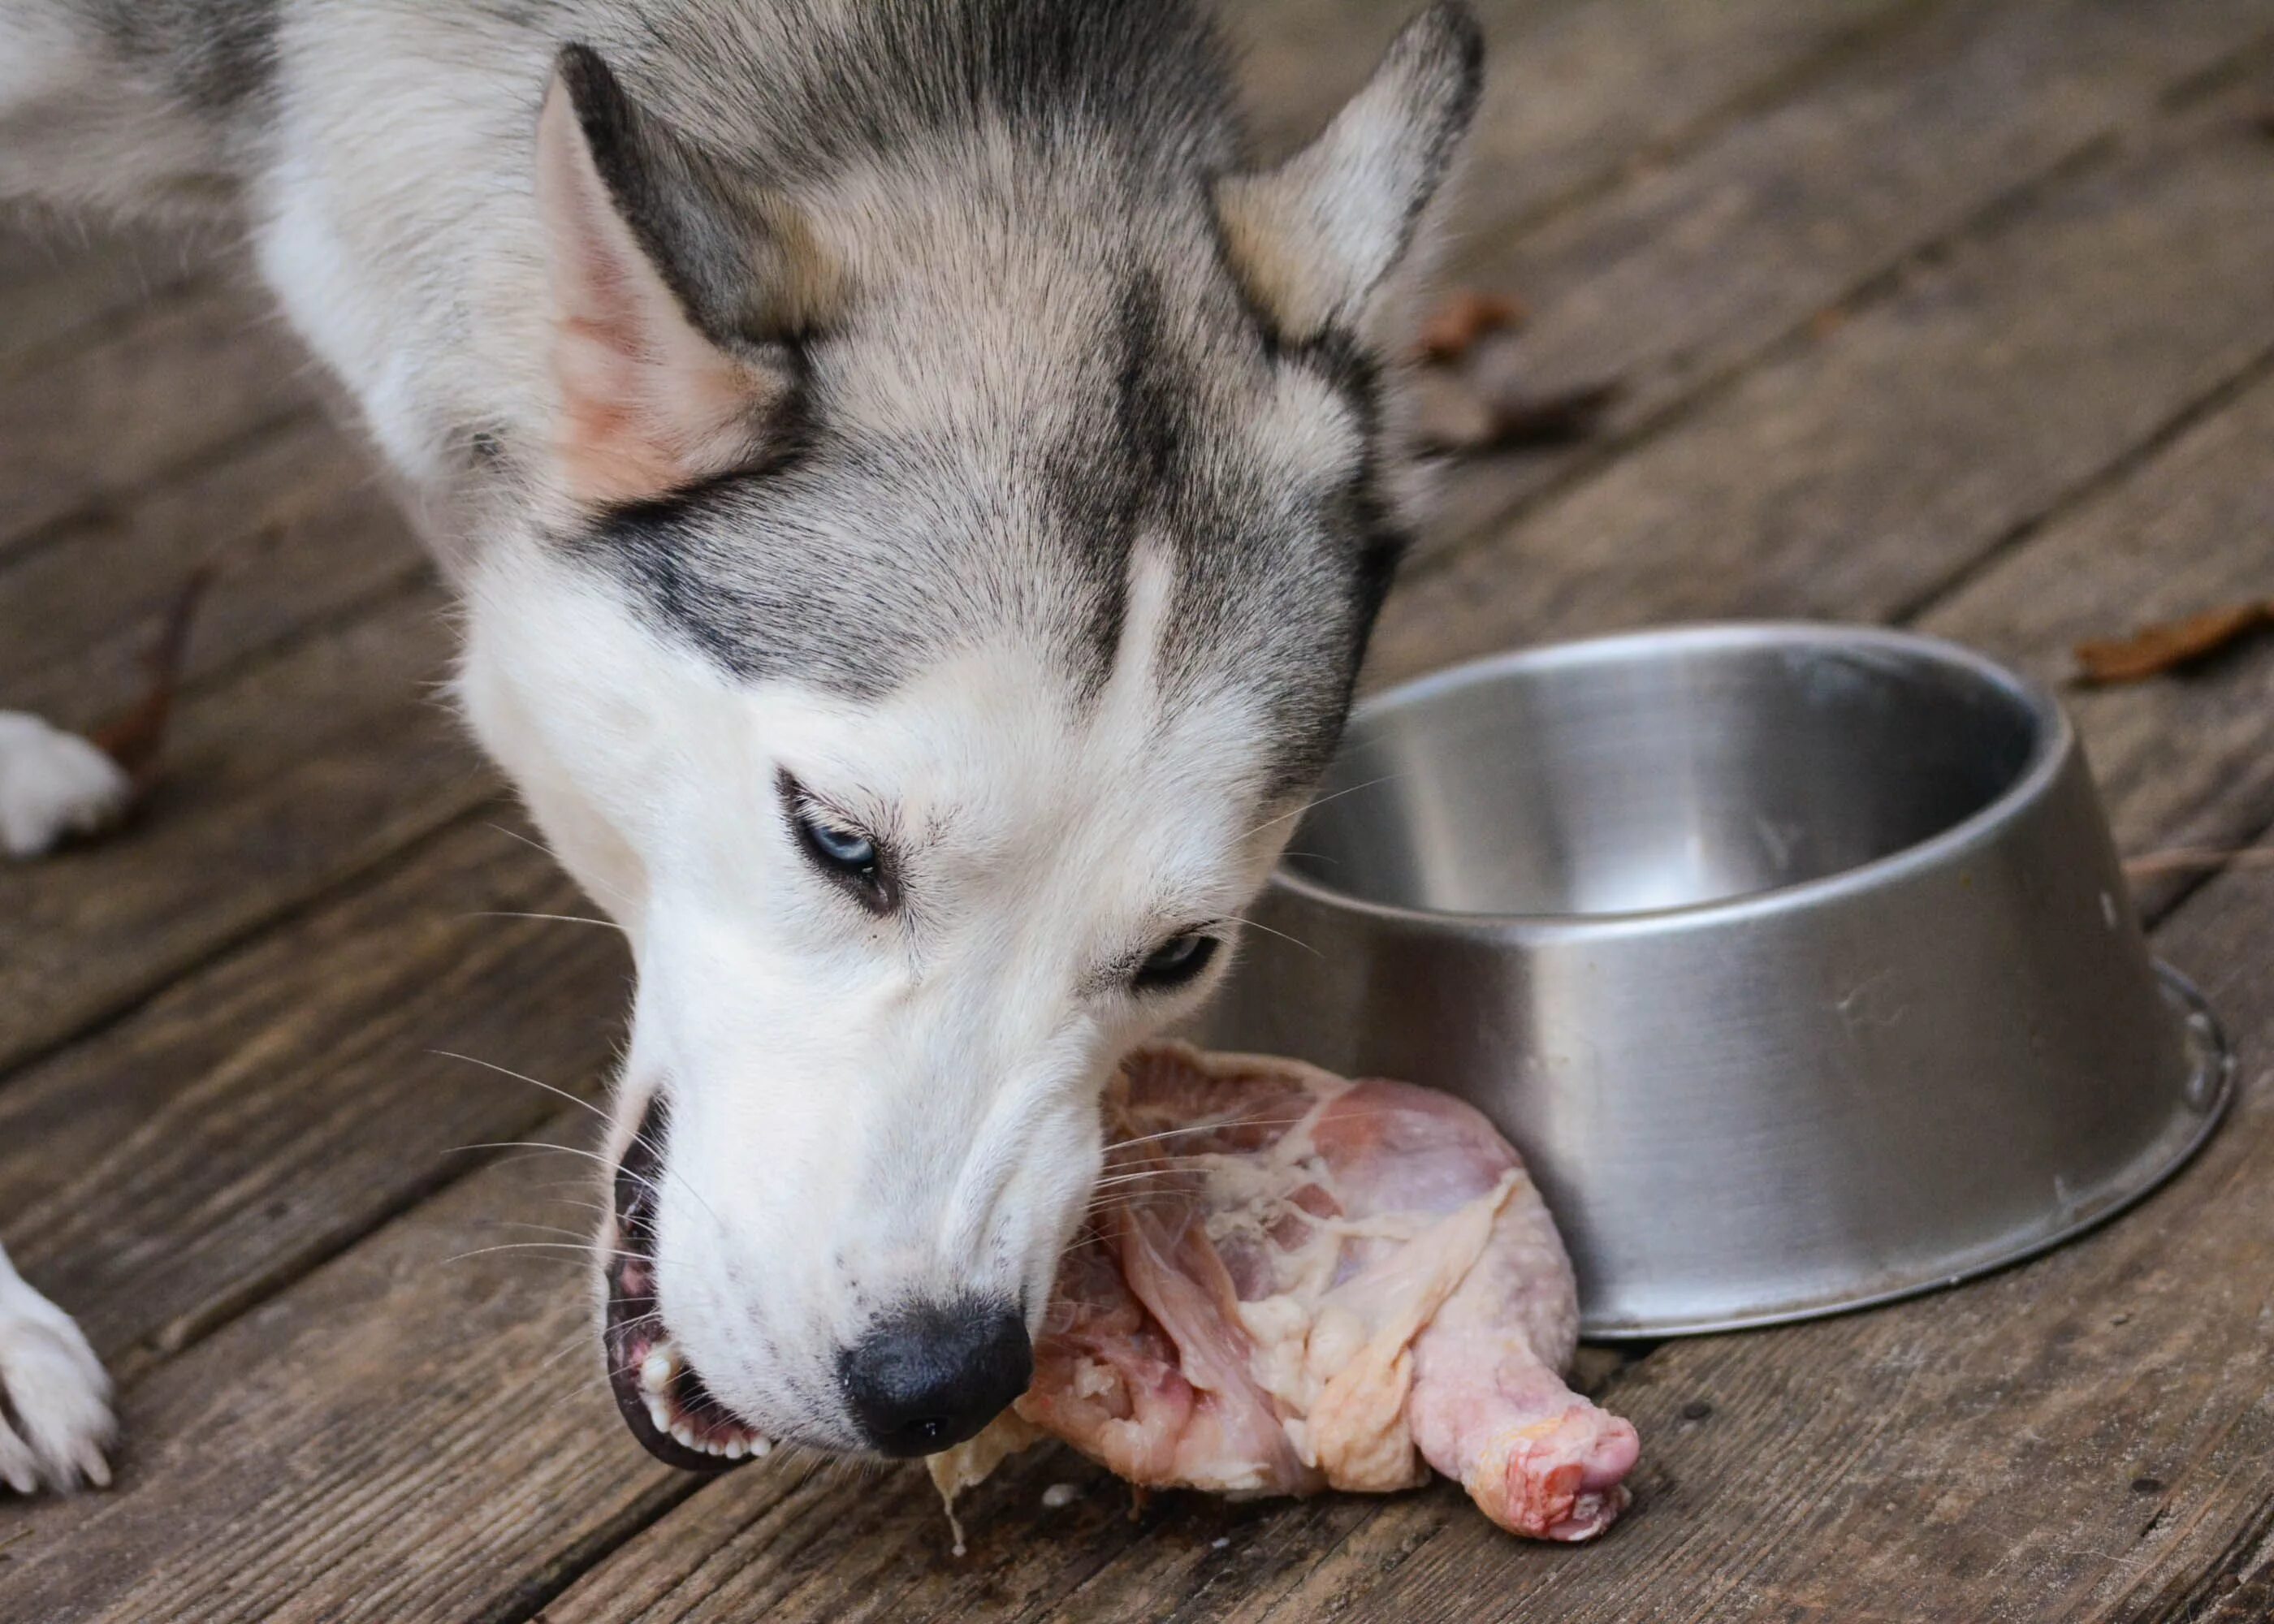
[0, 1259, 115, 1493]
[0, 712, 132, 860]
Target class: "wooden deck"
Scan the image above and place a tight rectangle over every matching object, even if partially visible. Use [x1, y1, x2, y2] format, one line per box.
[4, 2, 2274, 1618]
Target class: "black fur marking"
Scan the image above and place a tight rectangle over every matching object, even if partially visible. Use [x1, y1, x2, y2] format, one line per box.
[1113, 275, 1184, 494]
[825, 0, 1243, 170]
[560, 0, 1427, 801]
[1286, 328, 1385, 435]
[556, 44, 754, 351]
[94, 0, 280, 113]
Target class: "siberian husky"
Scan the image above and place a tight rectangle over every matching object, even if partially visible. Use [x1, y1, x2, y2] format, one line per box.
[0, 0, 1481, 1489]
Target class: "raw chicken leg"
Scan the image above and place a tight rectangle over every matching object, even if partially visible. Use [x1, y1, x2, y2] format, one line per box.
[935, 1044, 1639, 1541]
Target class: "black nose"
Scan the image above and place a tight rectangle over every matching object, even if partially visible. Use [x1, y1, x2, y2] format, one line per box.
[839, 1298, 1032, 1458]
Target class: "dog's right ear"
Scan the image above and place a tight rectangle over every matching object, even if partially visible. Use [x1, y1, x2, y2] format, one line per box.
[535, 46, 824, 510]
[1213, 2, 1483, 348]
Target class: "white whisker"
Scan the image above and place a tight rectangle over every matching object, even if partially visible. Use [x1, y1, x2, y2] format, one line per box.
[1243, 771, 1405, 841]
[430, 1050, 612, 1128]
[1230, 914, 1323, 958]
[464, 909, 625, 932]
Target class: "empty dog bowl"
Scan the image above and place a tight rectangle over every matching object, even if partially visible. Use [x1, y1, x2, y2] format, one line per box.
[1201, 624, 2231, 1337]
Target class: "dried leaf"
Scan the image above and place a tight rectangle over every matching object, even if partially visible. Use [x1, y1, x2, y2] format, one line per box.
[1413, 288, 1527, 364]
[2073, 599, 2274, 685]
[91, 564, 216, 792]
[1481, 380, 1623, 447]
[1415, 375, 1625, 455]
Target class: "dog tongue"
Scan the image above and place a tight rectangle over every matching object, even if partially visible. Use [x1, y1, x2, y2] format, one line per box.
[928, 1044, 1639, 1543]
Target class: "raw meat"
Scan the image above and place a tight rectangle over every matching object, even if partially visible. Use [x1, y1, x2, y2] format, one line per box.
[933, 1044, 1639, 1542]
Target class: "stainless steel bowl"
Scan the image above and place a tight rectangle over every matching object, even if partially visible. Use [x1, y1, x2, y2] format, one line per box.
[1202, 624, 2232, 1337]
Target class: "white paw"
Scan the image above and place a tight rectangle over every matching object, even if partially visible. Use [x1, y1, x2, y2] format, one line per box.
[0, 711, 132, 860]
[0, 1252, 115, 1493]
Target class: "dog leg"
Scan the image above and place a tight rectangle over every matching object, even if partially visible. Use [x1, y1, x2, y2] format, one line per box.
[0, 1241, 114, 1492]
[0, 712, 131, 860]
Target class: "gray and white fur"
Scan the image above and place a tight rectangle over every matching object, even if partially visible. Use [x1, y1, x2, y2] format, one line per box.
[0, 0, 1481, 1485]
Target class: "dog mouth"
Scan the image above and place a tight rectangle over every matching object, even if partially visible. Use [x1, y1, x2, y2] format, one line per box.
[602, 1094, 769, 1471]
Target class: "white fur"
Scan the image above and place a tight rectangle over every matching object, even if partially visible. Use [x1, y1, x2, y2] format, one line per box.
[0, 0, 1475, 1460]
[464, 533, 1294, 1441]
[0, 712, 132, 860]
[0, 1242, 115, 1493]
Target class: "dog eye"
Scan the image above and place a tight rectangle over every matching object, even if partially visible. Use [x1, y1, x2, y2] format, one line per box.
[780, 773, 892, 911]
[1133, 932, 1219, 991]
[801, 812, 876, 872]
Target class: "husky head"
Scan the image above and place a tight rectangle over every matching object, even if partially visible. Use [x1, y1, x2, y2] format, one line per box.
[458, 1, 1481, 1466]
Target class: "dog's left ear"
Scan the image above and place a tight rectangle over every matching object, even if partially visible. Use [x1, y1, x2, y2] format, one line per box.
[535, 45, 824, 510]
[1214, 2, 1483, 347]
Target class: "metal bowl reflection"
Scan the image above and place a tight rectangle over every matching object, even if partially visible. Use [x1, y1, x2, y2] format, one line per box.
[1202, 624, 2231, 1337]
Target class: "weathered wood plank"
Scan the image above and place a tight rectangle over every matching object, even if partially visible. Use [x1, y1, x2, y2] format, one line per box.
[0, 818, 625, 1373]
[0, 587, 495, 1071]
[1920, 365, 2274, 917]
[1373, 63, 2274, 686]
[0, 411, 417, 731]
[1235, 0, 1921, 227]
[0, 1121, 694, 1624]
[0, 274, 319, 553]
[0, 222, 209, 369]
[1420, 0, 2274, 553]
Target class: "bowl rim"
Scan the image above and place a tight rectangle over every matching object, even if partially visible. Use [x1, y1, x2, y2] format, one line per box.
[1271, 620, 2075, 936]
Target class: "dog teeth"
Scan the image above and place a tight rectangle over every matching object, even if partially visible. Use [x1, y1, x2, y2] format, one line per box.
[625, 1333, 765, 1460]
[747, 1436, 772, 1458]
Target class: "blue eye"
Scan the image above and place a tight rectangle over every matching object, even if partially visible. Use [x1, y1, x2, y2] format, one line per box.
[1134, 932, 1219, 991]
[780, 771, 892, 911]
[802, 814, 876, 872]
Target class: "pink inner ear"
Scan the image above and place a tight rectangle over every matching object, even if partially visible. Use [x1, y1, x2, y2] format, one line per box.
[537, 79, 774, 509]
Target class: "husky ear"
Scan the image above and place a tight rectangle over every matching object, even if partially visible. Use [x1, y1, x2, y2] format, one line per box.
[535, 46, 819, 509]
[1214, 2, 1483, 345]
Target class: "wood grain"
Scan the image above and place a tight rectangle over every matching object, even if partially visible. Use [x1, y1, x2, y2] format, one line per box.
[0, 411, 420, 729]
[1373, 65, 2274, 685]
[6, 2, 2274, 1620]
[0, 818, 629, 1372]
[0, 587, 495, 1070]
[0, 224, 210, 372]
[0, 1121, 693, 1624]
[1921, 366, 2274, 918]
[1234, 0, 1920, 226]
[1422, 0, 2274, 552]
[0, 275, 319, 554]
